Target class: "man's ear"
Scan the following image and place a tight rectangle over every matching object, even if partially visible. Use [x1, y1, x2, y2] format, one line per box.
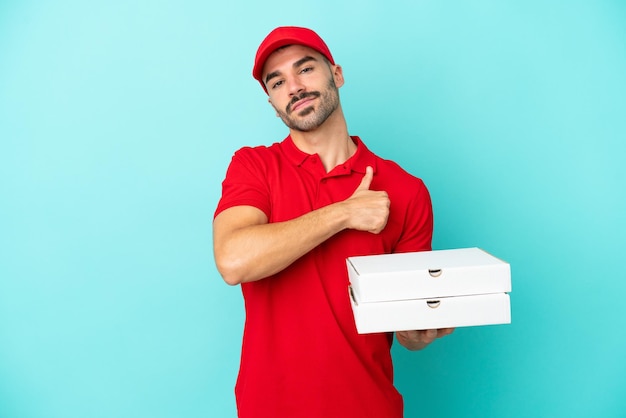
[332, 64, 345, 88]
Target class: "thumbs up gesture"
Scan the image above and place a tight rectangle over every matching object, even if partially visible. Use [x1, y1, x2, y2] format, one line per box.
[343, 166, 390, 234]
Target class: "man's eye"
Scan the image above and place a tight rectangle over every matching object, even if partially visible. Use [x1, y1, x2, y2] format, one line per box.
[272, 80, 284, 89]
[300, 67, 313, 74]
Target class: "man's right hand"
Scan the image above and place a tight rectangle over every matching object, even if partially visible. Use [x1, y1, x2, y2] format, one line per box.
[343, 166, 390, 234]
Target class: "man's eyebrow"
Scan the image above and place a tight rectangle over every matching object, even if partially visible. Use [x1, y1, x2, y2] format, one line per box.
[265, 70, 281, 85]
[293, 55, 318, 68]
[264, 55, 319, 85]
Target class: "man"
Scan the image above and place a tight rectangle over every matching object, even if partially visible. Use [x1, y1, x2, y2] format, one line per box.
[213, 26, 453, 418]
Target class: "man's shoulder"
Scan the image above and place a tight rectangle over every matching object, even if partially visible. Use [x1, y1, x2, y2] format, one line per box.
[375, 156, 423, 183]
[230, 141, 284, 166]
[357, 138, 420, 179]
[234, 141, 281, 156]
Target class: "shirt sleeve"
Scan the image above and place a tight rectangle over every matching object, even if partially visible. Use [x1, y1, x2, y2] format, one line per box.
[393, 178, 434, 253]
[214, 147, 272, 219]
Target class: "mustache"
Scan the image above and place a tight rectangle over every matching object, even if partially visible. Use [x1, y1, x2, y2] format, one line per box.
[286, 91, 321, 114]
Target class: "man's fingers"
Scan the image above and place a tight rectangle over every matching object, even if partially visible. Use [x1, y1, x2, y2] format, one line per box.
[438, 328, 455, 337]
[356, 166, 373, 191]
[423, 329, 438, 343]
[419, 329, 453, 344]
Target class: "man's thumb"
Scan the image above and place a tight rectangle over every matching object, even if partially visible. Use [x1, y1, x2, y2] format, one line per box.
[356, 166, 374, 191]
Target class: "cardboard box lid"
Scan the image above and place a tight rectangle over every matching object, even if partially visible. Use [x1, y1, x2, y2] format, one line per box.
[346, 247, 511, 303]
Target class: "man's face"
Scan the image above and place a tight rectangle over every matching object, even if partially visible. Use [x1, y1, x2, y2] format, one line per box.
[262, 45, 344, 132]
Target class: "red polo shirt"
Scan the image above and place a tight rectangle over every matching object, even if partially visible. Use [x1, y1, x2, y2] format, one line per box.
[215, 136, 433, 418]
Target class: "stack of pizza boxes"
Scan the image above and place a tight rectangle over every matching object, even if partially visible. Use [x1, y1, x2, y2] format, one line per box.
[347, 248, 511, 334]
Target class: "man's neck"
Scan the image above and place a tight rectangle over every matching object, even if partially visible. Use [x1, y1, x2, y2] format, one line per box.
[289, 108, 356, 172]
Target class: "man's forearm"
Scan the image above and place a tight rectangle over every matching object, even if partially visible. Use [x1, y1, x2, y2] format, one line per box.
[214, 203, 349, 285]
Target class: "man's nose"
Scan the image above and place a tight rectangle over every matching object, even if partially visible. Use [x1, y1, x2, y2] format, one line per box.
[286, 76, 305, 96]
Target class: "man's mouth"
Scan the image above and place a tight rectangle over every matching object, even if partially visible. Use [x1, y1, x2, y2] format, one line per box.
[292, 98, 314, 112]
[287, 92, 320, 114]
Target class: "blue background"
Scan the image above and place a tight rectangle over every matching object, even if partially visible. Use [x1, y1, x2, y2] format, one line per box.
[1, 1, 625, 417]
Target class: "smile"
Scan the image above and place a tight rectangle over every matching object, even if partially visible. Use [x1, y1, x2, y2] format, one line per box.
[291, 98, 315, 113]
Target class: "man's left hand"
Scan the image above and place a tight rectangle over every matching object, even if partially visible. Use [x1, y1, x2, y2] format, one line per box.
[396, 328, 455, 351]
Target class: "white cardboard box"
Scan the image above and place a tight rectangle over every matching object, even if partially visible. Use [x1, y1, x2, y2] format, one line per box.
[349, 290, 511, 333]
[347, 248, 511, 334]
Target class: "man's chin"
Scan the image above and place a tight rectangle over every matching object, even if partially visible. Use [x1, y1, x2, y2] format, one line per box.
[288, 121, 319, 133]
[295, 106, 315, 117]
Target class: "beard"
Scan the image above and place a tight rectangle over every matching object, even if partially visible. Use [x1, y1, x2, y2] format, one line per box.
[272, 77, 340, 132]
